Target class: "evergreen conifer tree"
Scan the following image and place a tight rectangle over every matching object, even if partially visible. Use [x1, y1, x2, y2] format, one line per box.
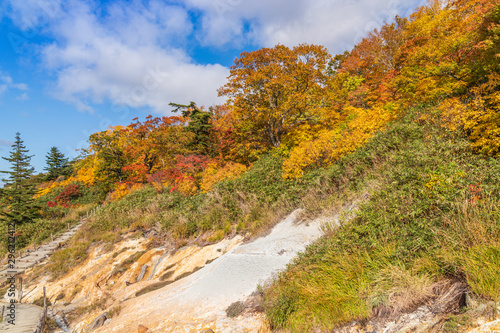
[0, 133, 39, 225]
[170, 102, 213, 154]
[44, 146, 70, 180]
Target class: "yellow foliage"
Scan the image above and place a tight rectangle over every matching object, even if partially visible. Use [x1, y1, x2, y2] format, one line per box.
[74, 159, 98, 186]
[34, 155, 99, 198]
[35, 181, 59, 198]
[283, 105, 397, 179]
[176, 176, 198, 197]
[440, 73, 500, 157]
[107, 183, 143, 202]
[200, 162, 248, 192]
[34, 176, 80, 198]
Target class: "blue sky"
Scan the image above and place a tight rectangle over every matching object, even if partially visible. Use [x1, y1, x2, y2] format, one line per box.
[0, 0, 426, 180]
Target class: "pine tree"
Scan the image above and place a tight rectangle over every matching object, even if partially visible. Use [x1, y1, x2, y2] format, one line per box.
[0, 133, 39, 225]
[170, 102, 213, 155]
[44, 146, 70, 180]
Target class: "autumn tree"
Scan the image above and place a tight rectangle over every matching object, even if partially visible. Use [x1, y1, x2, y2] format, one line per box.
[0, 133, 40, 225]
[84, 127, 127, 187]
[44, 146, 70, 180]
[338, 17, 408, 106]
[123, 115, 192, 177]
[219, 44, 333, 148]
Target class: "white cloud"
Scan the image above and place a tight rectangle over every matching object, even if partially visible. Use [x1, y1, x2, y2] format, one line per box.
[184, 0, 426, 53]
[16, 92, 29, 101]
[4, 0, 62, 31]
[3, 0, 427, 114]
[0, 73, 29, 99]
[13, 83, 28, 90]
[0, 139, 13, 147]
[38, 0, 229, 113]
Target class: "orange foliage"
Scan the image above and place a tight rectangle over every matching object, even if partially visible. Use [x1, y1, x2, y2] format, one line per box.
[107, 182, 143, 202]
[38, 0, 500, 197]
[283, 105, 397, 178]
[219, 44, 333, 148]
[200, 162, 248, 192]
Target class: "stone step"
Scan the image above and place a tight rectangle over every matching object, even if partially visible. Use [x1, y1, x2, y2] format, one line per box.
[0, 268, 25, 276]
[26, 252, 51, 258]
[13, 263, 35, 269]
[17, 258, 39, 263]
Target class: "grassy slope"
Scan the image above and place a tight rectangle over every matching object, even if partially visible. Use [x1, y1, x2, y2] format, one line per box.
[262, 106, 500, 331]
[40, 105, 500, 332]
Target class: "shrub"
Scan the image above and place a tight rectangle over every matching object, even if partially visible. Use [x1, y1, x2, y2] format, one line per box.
[55, 184, 81, 205]
[226, 301, 245, 317]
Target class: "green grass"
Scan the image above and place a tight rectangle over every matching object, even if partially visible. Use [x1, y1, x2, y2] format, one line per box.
[262, 106, 500, 331]
[0, 203, 93, 256]
[46, 241, 90, 279]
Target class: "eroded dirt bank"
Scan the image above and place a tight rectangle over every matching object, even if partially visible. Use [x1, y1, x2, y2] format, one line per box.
[20, 209, 331, 332]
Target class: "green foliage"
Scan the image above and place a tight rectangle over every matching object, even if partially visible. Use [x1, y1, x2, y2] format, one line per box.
[170, 102, 213, 155]
[44, 146, 70, 180]
[85, 128, 126, 188]
[461, 245, 500, 302]
[0, 132, 40, 226]
[226, 301, 245, 318]
[48, 241, 89, 279]
[443, 314, 472, 332]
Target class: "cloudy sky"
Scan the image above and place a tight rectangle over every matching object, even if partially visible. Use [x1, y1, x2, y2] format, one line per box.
[0, 0, 426, 175]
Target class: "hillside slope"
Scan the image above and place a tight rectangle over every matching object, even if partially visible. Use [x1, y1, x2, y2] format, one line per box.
[15, 106, 500, 333]
[263, 107, 500, 332]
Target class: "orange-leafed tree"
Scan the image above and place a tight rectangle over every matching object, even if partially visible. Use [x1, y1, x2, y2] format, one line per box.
[123, 115, 193, 177]
[218, 44, 333, 148]
[338, 17, 408, 107]
[209, 104, 264, 163]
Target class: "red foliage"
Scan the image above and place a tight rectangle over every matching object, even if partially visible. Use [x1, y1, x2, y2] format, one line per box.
[147, 170, 169, 185]
[47, 201, 57, 208]
[55, 184, 81, 204]
[122, 163, 149, 183]
[468, 183, 484, 204]
[174, 154, 210, 174]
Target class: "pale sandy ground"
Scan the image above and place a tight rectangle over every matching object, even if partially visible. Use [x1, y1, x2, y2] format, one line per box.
[0, 302, 42, 333]
[95, 209, 332, 333]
